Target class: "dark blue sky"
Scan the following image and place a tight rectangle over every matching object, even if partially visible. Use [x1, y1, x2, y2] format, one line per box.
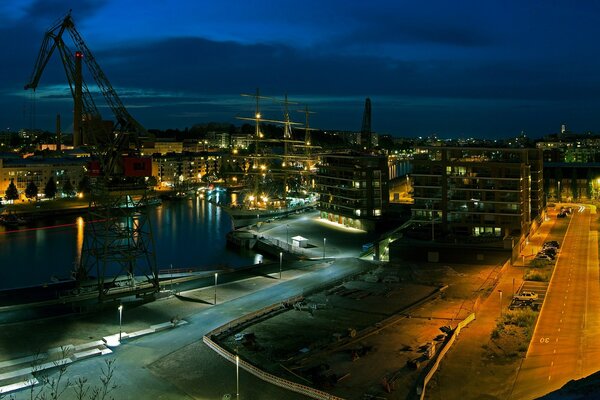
[2, 0, 600, 138]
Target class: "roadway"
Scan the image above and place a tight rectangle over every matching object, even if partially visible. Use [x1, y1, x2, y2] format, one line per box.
[8, 257, 374, 400]
[510, 205, 600, 399]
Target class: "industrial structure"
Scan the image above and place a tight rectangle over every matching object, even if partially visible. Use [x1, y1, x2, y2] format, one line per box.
[360, 98, 373, 151]
[24, 11, 159, 302]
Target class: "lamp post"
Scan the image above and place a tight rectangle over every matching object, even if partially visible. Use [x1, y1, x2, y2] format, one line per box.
[286, 224, 289, 252]
[214, 273, 218, 305]
[323, 237, 326, 259]
[236, 354, 240, 398]
[279, 252, 283, 279]
[118, 304, 123, 341]
[558, 181, 561, 202]
[499, 290, 503, 318]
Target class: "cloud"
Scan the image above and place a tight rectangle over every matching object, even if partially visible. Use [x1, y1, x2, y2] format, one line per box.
[90, 35, 600, 104]
[23, 0, 108, 23]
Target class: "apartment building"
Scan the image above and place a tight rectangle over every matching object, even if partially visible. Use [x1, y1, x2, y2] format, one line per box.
[316, 152, 389, 232]
[0, 157, 88, 199]
[152, 153, 222, 188]
[410, 146, 543, 241]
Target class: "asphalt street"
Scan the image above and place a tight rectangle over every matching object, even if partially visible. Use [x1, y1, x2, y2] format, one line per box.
[511, 206, 600, 399]
[9, 258, 374, 400]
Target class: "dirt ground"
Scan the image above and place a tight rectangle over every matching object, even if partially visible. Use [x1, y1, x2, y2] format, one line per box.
[214, 262, 501, 400]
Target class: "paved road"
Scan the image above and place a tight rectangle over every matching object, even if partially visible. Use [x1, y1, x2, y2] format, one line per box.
[10, 258, 373, 400]
[510, 206, 600, 399]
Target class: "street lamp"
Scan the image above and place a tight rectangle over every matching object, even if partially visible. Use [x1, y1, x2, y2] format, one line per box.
[323, 237, 326, 259]
[236, 354, 240, 398]
[214, 273, 218, 305]
[118, 304, 123, 341]
[279, 252, 283, 279]
[558, 181, 561, 202]
[498, 290, 503, 318]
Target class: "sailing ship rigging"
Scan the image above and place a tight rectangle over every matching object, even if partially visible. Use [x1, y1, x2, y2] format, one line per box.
[223, 90, 319, 227]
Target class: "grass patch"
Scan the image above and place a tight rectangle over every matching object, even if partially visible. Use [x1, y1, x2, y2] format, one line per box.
[524, 269, 552, 282]
[484, 300, 541, 370]
[503, 308, 537, 327]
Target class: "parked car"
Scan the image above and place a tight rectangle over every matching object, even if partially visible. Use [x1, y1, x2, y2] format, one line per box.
[541, 248, 557, 257]
[544, 241, 560, 249]
[514, 291, 539, 302]
[535, 253, 554, 261]
[538, 251, 555, 259]
[557, 212, 567, 218]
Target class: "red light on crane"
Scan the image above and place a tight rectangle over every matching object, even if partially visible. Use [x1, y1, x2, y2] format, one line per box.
[75, 51, 83, 58]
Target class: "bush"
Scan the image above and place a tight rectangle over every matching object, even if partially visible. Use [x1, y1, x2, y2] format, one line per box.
[491, 321, 505, 339]
[524, 269, 551, 282]
[503, 309, 537, 329]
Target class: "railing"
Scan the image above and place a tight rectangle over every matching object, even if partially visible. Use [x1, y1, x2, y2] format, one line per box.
[203, 296, 345, 400]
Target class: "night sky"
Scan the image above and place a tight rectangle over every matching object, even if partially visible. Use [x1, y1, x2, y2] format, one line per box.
[2, 0, 600, 138]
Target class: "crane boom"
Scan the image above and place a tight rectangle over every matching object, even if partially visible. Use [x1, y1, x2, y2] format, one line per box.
[24, 12, 70, 91]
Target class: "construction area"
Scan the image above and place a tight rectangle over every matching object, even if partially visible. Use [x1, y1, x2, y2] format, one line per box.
[210, 261, 503, 399]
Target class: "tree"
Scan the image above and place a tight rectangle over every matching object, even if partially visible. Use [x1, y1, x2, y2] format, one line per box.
[62, 179, 75, 197]
[4, 179, 18, 203]
[25, 180, 38, 200]
[44, 177, 57, 199]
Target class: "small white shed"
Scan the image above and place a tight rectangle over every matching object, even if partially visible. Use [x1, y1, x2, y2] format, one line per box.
[291, 235, 309, 248]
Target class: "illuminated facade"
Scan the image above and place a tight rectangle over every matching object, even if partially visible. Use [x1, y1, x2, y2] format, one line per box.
[152, 153, 222, 188]
[537, 138, 600, 201]
[316, 152, 389, 231]
[142, 139, 184, 156]
[411, 146, 543, 240]
[0, 157, 88, 199]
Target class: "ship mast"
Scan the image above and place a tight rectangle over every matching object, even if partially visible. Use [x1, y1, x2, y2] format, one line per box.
[236, 90, 308, 210]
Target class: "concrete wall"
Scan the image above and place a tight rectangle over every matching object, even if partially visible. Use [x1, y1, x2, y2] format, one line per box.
[389, 240, 511, 265]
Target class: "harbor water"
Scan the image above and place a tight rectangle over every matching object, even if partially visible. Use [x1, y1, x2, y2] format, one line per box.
[0, 194, 262, 290]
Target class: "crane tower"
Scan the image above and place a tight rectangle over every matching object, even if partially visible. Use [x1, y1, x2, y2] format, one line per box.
[25, 11, 159, 302]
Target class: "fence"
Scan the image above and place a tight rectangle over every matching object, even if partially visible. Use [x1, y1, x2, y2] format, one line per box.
[203, 295, 345, 400]
[418, 312, 476, 400]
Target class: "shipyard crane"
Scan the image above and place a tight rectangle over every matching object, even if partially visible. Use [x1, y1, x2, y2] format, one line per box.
[25, 11, 159, 302]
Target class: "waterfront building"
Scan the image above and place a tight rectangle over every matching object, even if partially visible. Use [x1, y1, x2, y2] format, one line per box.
[316, 151, 389, 232]
[0, 157, 88, 199]
[152, 152, 222, 188]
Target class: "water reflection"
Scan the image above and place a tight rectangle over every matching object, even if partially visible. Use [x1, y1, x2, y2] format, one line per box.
[75, 216, 84, 266]
[0, 197, 259, 290]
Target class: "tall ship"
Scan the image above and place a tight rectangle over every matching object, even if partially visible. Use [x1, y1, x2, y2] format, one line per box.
[222, 90, 319, 228]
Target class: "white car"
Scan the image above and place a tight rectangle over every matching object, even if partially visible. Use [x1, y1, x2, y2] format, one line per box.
[514, 291, 538, 302]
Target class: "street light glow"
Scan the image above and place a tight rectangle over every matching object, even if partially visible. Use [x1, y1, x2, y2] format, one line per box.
[214, 273, 218, 305]
[118, 304, 123, 342]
